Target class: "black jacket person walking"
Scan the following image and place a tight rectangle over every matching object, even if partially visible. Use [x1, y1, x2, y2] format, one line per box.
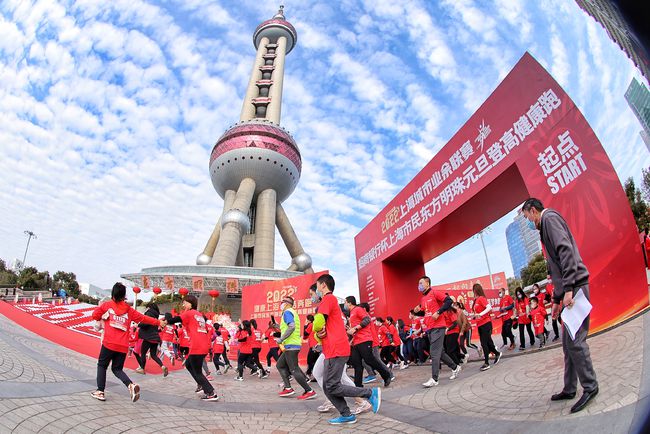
[522, 198, 598, 413]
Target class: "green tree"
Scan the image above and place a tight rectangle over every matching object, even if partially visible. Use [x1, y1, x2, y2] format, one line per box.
[625, 177, 650, 231]
[507, 277, 522, 294]
[53, 271, 80, 298]
[0, 259, 18, 286]
[642, 167, 650, 203]
[18, 266, 48, 290]
[520, 253, 548, 286]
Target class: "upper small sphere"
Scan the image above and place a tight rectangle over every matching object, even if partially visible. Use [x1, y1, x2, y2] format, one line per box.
[254, 6, 297, 54]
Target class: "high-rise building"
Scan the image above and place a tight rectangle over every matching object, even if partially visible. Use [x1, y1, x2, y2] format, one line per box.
[575, 0, 650, 85]
[625, 77, 650, 152]
[506, 211, 542, 279]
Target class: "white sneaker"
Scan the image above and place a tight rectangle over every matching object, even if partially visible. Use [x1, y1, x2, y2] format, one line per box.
[422, 378, 438, 388]
[449, 365, 461, 380]
[351, 400, 372, 415]
[399, 361, 409, 370]
[317, 400, 336, 412]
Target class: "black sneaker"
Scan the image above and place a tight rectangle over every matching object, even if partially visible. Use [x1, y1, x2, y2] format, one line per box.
[195, 385, 203, 394]
[493, 351, 502, 365]
[201, 393, 220, 402]
[480, 363, 490, 371]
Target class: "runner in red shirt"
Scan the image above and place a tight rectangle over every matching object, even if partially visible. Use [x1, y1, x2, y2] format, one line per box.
[514, 287, 535, 350]
[443, 308, 462, 367]
[471, 284, 501, 371]
[413, 276, 460, 387]
[166, 295, 218, 401]
[90, 282, 163, 403]
[217, 324, 232, 371]
[386, 317, 407, 369]
[497, 288, 516, 350]
[234, 320, 253, 381]
[249, 319, 267, 378]
[304, 315, 319, 380]
[264, 321, 281, 371]
[160, 323, 176, 366]
[375, 318, 395, 368]
[312, 274, 381, 425]
[345, 296, 392, 387]
[211, 324, 227, 374]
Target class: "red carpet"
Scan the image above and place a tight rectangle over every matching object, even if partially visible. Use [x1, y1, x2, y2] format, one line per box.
[0, 301, 183, 374]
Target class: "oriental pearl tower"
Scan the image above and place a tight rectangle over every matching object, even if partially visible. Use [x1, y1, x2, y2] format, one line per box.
[196, 6, 313, 274]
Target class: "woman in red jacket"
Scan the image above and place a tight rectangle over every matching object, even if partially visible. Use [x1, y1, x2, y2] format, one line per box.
[234, 320, 254, 381]
[471, 284, 501, 371]
[91, 283, 163, 403]
[165, 295, 219, 402]
[515, 287, 535, 350]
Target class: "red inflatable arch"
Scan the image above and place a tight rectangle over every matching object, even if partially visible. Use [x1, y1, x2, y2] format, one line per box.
[355, 52, 648, 334]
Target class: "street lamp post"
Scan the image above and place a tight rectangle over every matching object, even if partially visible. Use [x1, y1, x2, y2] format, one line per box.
[477, 228, 495, 289]
[22, 231, 37, 268]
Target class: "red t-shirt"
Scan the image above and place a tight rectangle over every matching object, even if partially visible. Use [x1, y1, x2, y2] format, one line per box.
[531, 306, 546, 335]
[377, 324, 391, 347]
[369, 320, 380, 347]
[178, 326, 190, 347]
[180, 309, 211, 355]
[473, 296, 492, 327]
[305, 323, 318, 348]
[265, 327, 279, 349]
[499, 295, 514, 312]
[213, 334, 225, 353]
[252, 327, 262, 349]
[319, 293, 351, 359]
[410, 320, 422, 338]
[236, 329, 252, 354]
[349, 306, 373, 345]
[92, 300, 159, 353]
[387, 323, 401, 345]
[516, 298, 530, 324]
[420, 290, 448, 329]
[445, 310, 459, 335]
[160, 325, 175, 342]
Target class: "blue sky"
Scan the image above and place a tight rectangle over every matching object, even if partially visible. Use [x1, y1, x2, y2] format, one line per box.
[0, 0, 648, 298]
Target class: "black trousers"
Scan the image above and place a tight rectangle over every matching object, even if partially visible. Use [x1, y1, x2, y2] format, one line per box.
[306, 347, 319, 375]
[221, 348, 232, 367]
[139, 340, 163, 369]
[266, 347, 280, 366]
[478, 323, 499, 364]
[350, 341, 391, 387]
[380, 345, 396, 365]
[96, 345, 131, 392]
[501, 319, 515, 346]
[445, 333, 461, 365]
[186, 354, 214, 395]
[237, 352, 253, 377]
[518, 322, 535, 347]
[250, 347, 265, 372]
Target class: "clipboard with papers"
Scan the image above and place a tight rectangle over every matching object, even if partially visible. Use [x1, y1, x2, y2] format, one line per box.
[560, 289, 592, 340]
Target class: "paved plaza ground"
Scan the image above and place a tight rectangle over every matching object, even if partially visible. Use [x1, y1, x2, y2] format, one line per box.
[0, 308, 648, 434]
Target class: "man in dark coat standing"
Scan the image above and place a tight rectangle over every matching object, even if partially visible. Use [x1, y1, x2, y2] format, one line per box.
[522, 198, 598, 413]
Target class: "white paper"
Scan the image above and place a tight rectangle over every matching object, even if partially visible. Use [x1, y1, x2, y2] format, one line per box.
[561, 289, 592, 340]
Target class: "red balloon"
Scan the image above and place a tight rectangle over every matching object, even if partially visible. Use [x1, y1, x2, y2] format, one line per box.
[209, 289, 219, 298]
[179, 287, 189, 296]
[132, 287, 141, 294]
[153, 287, 162, 295]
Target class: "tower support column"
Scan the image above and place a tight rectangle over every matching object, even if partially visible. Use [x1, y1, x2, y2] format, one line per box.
[212, 178, 256, 266]
[253, 189, 277, 268]
[197, 189, 236, 265]
[276, 203, 313, 273]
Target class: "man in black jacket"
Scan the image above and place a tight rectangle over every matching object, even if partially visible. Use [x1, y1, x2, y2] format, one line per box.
[522, 198, 598, 413]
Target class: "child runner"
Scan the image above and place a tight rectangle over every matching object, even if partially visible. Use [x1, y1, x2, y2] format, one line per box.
[530, 297, 547, 348]
[159, 322, 176, 366]
[90, 283, 164, 402]
[165, 295, 219, 401]
[211, 323, 227, 375]
[250, 319, 267, 378]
